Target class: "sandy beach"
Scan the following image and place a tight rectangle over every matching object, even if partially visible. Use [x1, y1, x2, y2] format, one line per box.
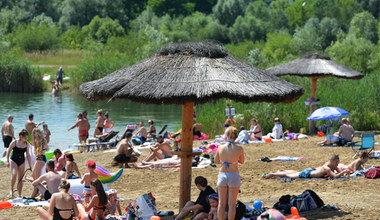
[0, 135, 379, 220]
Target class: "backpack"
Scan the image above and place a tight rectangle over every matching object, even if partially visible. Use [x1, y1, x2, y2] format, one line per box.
[365, 167, 380, 179]
[290, 190, 318, 212]
[273, 195, 292, 214]
[305, 189, 324, 208]
[235, 200, 246, 220]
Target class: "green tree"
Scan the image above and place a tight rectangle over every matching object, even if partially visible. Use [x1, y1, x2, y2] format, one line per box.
[82, 16, 125, 44]
[61, 25, 85, 49]
[192, 0, 217, 14]
[147, 0, 195, 17]
[212, 0, 250, 26]
[319, 17, 340, 48]
[327, 35, 374, 73]
[228, 15, 266, 43]
[348, 11, 378, 44]
[284, 0, 312, 29]
[59, 0, 104, 29]
[357, 0, 380, 18]
[291, 17, 323, 54]
[130, 7, 160, 33]
[262, 30, 293, 63]
[268, 0, 291, 31]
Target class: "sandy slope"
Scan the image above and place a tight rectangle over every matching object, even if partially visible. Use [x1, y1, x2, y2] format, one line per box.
[1, 135, 379, 220]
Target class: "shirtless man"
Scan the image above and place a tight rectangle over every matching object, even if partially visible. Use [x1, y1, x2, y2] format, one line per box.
[94, 110, 105, 137]
[2, 115, 14, 157]
[54, 149, 66, 172]
[338, 152, 369, 172]
[25, 113, 44, 143]
[141, 135, 173, 162]
[82, 110, 90, 141]
[113, 132, 140, 168]
[147, 120, 156, 138]
[27, 160, 61, 200]
[264, 154, 349, 179]
[132, 121, 148, 144]
[68, 113, 88, 143]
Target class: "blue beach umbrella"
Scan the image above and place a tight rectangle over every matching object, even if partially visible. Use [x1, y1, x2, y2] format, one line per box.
[307, 106, 349, 121]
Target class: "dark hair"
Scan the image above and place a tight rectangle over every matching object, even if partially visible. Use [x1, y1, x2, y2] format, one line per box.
[239, 126, 245, 132]
[91, 179, 108, 206]
[360, 151, 369, 159]
[29, 113, 34, 119]
[46, 160, 55, 170]
[195, 176, 207, 187]
[77, 113, 83, 117]
[54, 149, 62, 155]
[274, 118, 280, 122]
[125, 132, 132, 139]
[105, 112, 109, 118]
[19, 129, 29, 138]
[65, 153, 74, 161]
[82, 110, 87, 114]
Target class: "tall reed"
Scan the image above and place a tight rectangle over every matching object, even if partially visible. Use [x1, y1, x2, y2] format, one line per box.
[0, 51, 43, 92]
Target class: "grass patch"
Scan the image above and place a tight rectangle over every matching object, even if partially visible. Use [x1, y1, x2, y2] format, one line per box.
[23, 49, 84, 66]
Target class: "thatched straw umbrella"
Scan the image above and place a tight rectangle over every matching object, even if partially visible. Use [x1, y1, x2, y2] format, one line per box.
[80, 40, 304, 210]
[266, 52, 364, 134]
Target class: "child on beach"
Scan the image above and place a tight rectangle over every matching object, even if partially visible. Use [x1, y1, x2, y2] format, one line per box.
[106, 189, 122, 216]
[81, 160, 98, 203]
[42, 124, 51, 144]
[207, 194, 219, 220]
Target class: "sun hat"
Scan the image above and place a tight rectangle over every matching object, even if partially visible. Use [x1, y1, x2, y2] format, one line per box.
[107, 189, 117, 195]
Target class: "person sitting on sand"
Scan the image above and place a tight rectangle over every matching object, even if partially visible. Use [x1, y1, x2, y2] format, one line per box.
[113, 132, 140, 168]
[78, 179, 108, 220]
[36, 178, 79, 220]
[81, 160, 98, 203]
[105, 189, 122, 216]
[63, 153, 81, 179]
[132, 121, 148, 145]
[54, 149, 66, 172]
[27, 160, 61, 200]
[264, 154, 349, 179]
[139, 134, 173, 163]
[207, 194, 220, 220]
[147, 119, 156, 138]
[266, 118, 283, 140]
[338, 152, 369, 172]
[317, 118, 355, 146]
[248, 118, 262, 141]
[236, 126, 250, 144]
[174, 176, 216, 220]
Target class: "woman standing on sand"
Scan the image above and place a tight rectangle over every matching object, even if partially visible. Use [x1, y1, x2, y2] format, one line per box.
[214, 127, 244, 220]
[6, 129, 33, 197]
[31, 128, 49, 197]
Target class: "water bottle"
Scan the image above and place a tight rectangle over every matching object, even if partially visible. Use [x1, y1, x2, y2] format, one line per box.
[95, 213, 99, 220]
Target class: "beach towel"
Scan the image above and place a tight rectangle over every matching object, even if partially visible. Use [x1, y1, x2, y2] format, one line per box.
[8, 197, 49, 207]
[257, 156, 305, 162]
[364, 167, 380, 179]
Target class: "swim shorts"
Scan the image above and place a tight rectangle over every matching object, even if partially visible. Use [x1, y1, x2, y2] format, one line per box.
[217, 172, 241, 187]
[299, 168, 316, 178]
[3, 136, 12, 148]
[164, 155, 172, 159]
[114, 154, 131, 163]
[44, 190, 52, 200]
[78, 130, 88, 137]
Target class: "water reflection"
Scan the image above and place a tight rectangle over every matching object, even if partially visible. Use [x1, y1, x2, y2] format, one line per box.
[0, 92, 182, 154]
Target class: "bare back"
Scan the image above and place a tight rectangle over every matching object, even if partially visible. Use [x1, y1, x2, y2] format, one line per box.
[50, 191, 79, 219]
[215, 143, 244, 173]
[2, 121, 14, 137]
[25, 120, 36, 134]
[115, 139, 130, 156]
[44, 172, 61, 194]
[160, 143, 173, 157]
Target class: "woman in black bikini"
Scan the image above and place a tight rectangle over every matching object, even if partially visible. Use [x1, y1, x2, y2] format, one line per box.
[31, 128, 49, 197]
[36, 178, 79, 220]
[6, 129, 32, 197]
[248, 118, 262, 141]
[78, 179, 108, 220]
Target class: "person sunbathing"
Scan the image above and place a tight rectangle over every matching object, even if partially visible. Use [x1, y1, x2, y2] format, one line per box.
[264, 154, 349, 179]
[133, 156, 182, 169]
[317, 118, 355, 146]
[139, 135, 173, 163]
[338, 152, 369, 172]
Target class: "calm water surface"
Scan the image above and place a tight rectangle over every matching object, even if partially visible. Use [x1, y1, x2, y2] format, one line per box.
[0, 92, 182, 154]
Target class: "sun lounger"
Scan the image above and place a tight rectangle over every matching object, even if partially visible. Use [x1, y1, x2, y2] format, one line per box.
[73, 131, 120, 152]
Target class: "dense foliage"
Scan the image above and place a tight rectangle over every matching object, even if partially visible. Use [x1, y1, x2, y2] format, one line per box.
[0, 0, 379, 132]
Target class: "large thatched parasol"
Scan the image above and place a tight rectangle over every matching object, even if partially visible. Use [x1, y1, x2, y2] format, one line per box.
[266, 52, 364, 134]
[80, 40, 304, 210]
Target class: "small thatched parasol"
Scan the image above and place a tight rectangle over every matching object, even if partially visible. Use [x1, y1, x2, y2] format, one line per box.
[266, 52, 364, 134]
[80, 40, 304, 210]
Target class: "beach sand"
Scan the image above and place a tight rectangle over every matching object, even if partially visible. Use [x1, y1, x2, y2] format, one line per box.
[0, 135, 379, 219]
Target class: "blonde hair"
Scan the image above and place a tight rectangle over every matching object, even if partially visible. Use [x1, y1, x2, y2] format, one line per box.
[226, 127, 238, 141]
[32, 128, 46, 156]
[59, 178, 71, 192]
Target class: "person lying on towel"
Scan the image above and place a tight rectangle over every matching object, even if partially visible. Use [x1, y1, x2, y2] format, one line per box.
[263, 154, 350, 179]
[338, 151, 369, 172]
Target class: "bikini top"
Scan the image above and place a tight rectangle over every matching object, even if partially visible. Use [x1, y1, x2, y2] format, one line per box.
[93, 204, 106, 211]
[221, 141, 239, 170]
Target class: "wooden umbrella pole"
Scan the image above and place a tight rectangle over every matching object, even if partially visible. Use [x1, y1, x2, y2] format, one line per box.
[179, 102, 194, 210]
[309, 77, 318, 134]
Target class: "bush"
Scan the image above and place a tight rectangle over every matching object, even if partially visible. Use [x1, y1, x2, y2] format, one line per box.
[0, 51, 43, 92]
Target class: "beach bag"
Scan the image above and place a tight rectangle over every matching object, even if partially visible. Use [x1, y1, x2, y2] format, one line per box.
[273, 194, 292, 214]
[365, 167, 380, 179]
[235, 200, 246, 220]
[127, 193, 157, 220]
[305, 190, 324, 208]
[290, 190, 317, 212]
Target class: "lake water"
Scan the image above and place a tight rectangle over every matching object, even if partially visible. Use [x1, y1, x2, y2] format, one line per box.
[0, 92, 182, 155]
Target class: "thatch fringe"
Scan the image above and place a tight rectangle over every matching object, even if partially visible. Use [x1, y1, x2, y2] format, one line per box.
[301, 51, 330, 60]
[157, 40, 228, 58]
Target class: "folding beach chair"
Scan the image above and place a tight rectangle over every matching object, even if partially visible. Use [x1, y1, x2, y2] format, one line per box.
[352, 133, 375, 158]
